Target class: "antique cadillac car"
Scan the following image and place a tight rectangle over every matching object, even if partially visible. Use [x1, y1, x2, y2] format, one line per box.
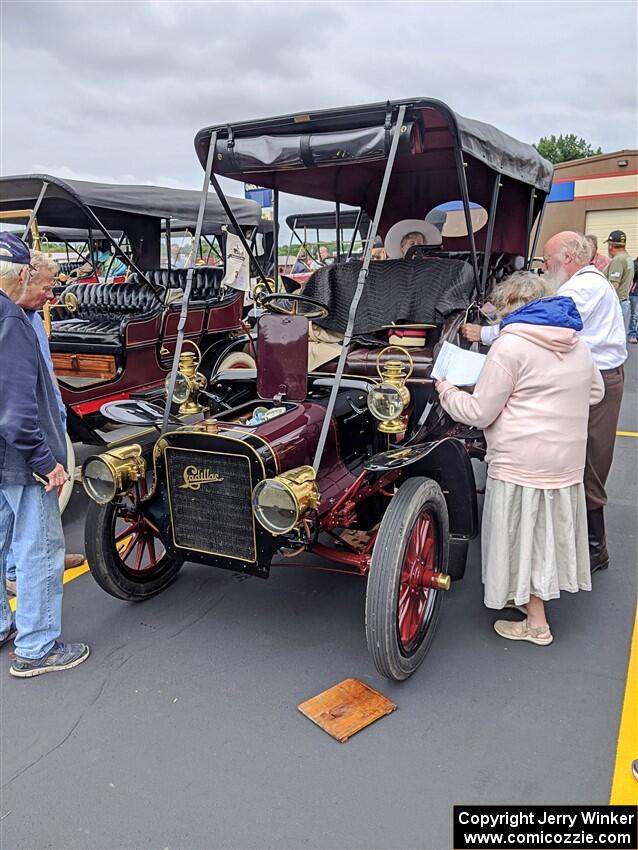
[81, 98, 552, 680]
[0, 174, 265, 445]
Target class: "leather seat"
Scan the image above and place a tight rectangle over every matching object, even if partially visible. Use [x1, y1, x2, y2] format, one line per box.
[126, 267, 226, 302]
[318, 346, 435, 384]
[51, 280, 162, 341]
[57, 260, 84, 276]
[50, 267, 230, 343]
[315, 312, 465, 384]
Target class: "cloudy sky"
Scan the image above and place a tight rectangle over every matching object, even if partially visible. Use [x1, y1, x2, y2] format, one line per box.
[2, 0, 637, 229]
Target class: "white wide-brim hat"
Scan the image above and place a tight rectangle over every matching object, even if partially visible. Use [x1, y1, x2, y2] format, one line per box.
[384, 219, 443, 260]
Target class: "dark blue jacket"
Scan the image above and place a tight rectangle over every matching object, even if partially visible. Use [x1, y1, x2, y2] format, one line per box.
[0, 290, 67, 486]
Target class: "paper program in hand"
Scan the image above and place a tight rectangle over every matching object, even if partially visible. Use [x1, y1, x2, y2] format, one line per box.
[431, 341, 487, 386]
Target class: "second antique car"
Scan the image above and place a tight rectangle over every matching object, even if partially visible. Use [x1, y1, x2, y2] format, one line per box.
[0, 174, 265, 445]
[81, 97, 552, 680]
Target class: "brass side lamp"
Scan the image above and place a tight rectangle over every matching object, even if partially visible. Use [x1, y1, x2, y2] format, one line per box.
[165, 340, 207, 415]
[43, 291, 78, 338]
[367, 345, 414, 434]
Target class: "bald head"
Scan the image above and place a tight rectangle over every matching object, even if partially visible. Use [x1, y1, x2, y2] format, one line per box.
[543, 231, 591, 287]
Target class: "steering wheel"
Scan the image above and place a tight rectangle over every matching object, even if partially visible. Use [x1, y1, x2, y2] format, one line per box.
[260, 293, 329, 320]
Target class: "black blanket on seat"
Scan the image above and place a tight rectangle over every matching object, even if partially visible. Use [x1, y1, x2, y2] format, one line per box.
[302, 258, 475, 335]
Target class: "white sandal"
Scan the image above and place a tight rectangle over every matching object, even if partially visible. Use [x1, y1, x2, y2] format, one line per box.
[494, 618, 553, 646]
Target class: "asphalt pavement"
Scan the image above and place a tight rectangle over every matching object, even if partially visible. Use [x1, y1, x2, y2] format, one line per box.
[1, 348, 636, 850]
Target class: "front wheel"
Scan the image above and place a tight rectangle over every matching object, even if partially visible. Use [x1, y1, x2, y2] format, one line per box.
[365, 476, 449, 680]
[85, 495, 182, 601]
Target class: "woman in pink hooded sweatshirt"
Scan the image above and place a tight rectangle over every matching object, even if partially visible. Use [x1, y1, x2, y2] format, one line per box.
[436, 272, 604, 646]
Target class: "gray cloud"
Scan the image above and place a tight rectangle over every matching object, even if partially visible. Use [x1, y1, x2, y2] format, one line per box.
[2, 0, 636, 237]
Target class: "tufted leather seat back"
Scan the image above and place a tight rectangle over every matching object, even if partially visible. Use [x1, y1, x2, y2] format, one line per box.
[57, 260, 84, 276]
[126, 267, 226, 302]
[52, 267, 228, 339]
[59, 281, 162, 323]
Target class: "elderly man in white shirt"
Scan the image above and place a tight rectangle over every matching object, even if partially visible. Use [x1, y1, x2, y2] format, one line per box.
[461, 231, 626, 574]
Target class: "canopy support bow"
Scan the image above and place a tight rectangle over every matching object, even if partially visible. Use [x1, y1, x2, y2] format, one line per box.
[161, 132, 217, 434]
[312, 104, 407, 472]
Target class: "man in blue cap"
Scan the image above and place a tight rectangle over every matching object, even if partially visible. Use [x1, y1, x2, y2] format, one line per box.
[4, 249, 84, 596]
[0, 232, 89, 677]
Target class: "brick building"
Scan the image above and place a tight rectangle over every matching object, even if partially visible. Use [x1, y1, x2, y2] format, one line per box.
[538, 150, 637, 256]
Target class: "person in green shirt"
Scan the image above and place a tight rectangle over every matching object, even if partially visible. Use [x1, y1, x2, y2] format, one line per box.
[605, 229, 634, 333]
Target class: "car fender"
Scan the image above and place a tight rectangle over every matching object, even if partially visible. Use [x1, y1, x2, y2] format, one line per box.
[365, 437, 478, 539]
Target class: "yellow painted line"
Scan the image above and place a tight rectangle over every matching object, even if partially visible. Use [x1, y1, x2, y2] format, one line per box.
[617, 431, 638, 438]
[62, 562, 91, 583]
[610, 605, 638, 804]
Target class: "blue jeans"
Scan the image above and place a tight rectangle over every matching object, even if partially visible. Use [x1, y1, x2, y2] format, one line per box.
[628, 295, 638, 339]
[619, 298, 630, 332]
[0, 484, 65, 659]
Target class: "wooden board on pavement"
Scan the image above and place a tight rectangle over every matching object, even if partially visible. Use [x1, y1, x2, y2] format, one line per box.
[298, 678, 397, 743]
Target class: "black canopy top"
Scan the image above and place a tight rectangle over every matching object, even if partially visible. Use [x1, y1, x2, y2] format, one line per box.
[37, 226, 124, 243]
[285, 209, 370, 231]
[195, 98, 552, 256]
[0, 174, 263, 270]
[195, 98, 552, 193]
[0, 174, 262, 232]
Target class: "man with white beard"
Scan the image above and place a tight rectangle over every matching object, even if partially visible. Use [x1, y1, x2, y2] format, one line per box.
[461, 231, 626, 573]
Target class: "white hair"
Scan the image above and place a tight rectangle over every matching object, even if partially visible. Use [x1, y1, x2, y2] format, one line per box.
[0, 259, 26, 284]
[29, 250, 59, 277]
[493, 270, 549, 318]
[556, 232, 591, 265]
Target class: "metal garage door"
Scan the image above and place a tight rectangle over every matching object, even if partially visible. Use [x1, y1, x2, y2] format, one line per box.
[585, 209, 638, 256]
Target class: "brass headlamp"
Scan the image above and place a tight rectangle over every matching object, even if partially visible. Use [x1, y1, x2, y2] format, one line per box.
[82, 444, 146, 504]
[165, 340, 207, 415]
[252, 465, 320, 535]
[367, 346, 413, 434]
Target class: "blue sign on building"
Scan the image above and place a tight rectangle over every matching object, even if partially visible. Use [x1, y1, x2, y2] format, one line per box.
[244, 183, 273, 208]
[547, 181, 575, 203]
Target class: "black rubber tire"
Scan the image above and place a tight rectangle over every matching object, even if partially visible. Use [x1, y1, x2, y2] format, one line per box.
[85, 499, 183, 601]
[365, 476, 449, 681]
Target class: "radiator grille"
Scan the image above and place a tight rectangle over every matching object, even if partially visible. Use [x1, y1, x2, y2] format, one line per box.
[165, 448, 256, 561]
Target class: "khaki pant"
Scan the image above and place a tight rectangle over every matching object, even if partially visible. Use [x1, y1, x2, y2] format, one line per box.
[584, 366, 624, 511]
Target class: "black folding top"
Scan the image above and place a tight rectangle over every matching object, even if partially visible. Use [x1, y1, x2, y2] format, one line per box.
[0, 174, 262, 231]
[37, 226, 123, 243]
[195, 98, 552, 194]
[285, 210, 370, 231]
[194, 98, 552, 257]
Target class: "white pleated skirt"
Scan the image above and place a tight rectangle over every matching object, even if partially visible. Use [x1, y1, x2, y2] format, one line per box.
[481, 477, 591, 610]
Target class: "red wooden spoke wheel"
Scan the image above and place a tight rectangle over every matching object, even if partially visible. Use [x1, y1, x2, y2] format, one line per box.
[397, 510, 438, 652]
[114, 505, 166, 576]
[366, 477, 449, 681]
[85, 482, 182, 601]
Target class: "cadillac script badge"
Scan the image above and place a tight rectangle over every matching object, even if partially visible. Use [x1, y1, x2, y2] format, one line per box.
[179, 465, 224, 491]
